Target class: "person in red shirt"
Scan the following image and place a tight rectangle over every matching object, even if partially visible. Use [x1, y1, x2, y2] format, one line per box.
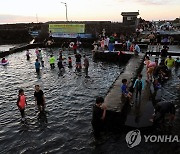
[73, 43, 77, 54]
[17, 89, 27, 122]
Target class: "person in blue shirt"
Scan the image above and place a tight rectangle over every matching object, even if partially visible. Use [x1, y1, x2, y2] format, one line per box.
[35, 59, 40, 75]
[133, 74, 144, 100]
[134, 43, 140, 55]
[121, 79, 132, 104]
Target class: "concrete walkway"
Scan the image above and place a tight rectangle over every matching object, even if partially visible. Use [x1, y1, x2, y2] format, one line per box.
[104, 53, 157, 128]
[125, 62, 154, 128]
[103, 45, 179, 128]
[104, 53, 145, 112]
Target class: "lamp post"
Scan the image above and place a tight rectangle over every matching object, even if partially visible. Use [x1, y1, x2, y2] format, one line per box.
[61, 2, 68, 21]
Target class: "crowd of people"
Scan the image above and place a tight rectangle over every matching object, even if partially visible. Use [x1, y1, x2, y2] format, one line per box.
[2, 31, 179, 137]
[137, 19, 180, 35]
[16, 46, 91, 122]
[91, 44, 179, 136]
[92, 36, 141, 56]
[26, 47, 90, 78]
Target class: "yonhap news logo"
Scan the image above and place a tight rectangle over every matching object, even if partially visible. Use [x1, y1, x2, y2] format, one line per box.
[126, 129, 180, 148]
[126, 129, 141, 148]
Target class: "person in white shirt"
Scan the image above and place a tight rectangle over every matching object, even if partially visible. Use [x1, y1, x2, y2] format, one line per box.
[104, 36, 109, 50]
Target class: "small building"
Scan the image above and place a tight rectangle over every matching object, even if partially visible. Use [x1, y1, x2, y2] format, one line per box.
[121, 12, 139, 26]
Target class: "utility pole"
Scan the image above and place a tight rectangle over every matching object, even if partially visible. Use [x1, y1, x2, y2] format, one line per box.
[36, 13, 39, 23]
[61, 2, 68, 21]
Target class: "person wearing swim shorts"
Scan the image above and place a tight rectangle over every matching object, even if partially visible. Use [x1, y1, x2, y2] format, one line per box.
[91, 97, 107, 137]
[34, 85, 45, 112]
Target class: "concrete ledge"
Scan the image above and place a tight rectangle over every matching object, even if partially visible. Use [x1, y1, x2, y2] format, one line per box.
[104, 53, 145, 112]
[93, 51, 133, 63]
[146, 51, 180, 56]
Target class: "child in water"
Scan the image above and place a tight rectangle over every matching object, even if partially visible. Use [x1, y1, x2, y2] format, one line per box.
[35, 59, 41, 75]
[49, 55, 55, 69]
[68, 57, 72, 68]
[57, 59, 64, 76]
[1, 57, 7, 63]
[26, 49, 31, 60]
[17, 89, 27, 122]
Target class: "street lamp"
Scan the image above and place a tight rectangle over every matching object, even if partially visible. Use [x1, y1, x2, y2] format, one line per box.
[61, 2, 68, 21]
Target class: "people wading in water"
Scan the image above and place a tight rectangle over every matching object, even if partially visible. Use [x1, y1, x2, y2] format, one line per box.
[75, 52, 82, 73]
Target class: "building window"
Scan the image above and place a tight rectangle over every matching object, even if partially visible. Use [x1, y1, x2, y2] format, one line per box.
[127, 17, 132, 20]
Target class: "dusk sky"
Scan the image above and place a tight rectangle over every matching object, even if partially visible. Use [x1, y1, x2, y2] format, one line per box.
[0, 0, 180, 24]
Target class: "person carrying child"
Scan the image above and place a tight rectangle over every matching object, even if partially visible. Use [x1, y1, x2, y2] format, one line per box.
[17, 89, 27, 122]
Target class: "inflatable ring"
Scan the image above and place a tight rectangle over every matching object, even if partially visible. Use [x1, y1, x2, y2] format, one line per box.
[0, 61, 9, 66]
[69, 42, 74, 48]
[62, 56, 66, 60]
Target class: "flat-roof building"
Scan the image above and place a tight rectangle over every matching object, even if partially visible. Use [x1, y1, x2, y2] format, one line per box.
[121, 12, 139, 26]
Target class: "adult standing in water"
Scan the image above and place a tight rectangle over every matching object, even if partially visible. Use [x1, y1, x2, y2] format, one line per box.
[34, 85, 45, 112]
[83, 55, 89, 78]
[91, 97, 107, 137]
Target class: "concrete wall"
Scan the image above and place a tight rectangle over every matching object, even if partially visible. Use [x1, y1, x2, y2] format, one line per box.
[0, 21, 137, 44]
[0, 23, 42, 44]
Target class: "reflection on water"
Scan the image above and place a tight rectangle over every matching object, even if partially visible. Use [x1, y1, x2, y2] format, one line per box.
[0, 45, 17, 52]
[0, 47, 179, 153]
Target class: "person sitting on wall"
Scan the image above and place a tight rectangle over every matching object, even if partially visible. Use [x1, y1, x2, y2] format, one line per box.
[121, 79, 133, 106]
[134, 42, 140, 56]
